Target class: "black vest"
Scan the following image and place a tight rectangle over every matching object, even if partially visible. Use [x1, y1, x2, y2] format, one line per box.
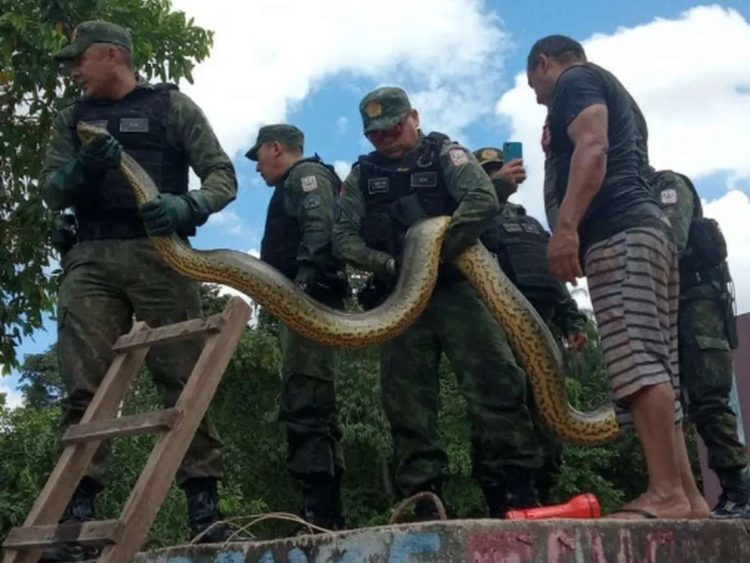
[481, 209, 565, 300]
[358, 132, 456, 257]
[73, 84, 189, 239]
[260, 157, 344, 281]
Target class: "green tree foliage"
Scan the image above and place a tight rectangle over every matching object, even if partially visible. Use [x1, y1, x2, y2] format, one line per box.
[18, 344, 62, 408]
[0, 0, 213, 369]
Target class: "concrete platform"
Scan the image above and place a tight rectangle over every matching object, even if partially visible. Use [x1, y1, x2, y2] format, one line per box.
[134, 518, 750, 562]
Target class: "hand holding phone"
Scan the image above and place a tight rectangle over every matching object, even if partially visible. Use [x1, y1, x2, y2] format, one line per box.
[502, 141, 523, 163]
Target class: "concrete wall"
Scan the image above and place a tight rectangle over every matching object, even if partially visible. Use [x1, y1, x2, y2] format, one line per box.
[135, 519, 750, 563]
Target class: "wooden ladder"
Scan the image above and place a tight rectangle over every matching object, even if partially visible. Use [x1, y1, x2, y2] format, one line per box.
[2, 296, 251, 563]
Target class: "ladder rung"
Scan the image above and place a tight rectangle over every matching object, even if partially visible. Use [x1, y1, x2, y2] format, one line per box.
[3, 520, 124, 549]
[112, 315, 225, 352]
[62, 409, 182, 444]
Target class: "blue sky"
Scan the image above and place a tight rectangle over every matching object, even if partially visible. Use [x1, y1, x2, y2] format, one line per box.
[3, 0, 750, 406]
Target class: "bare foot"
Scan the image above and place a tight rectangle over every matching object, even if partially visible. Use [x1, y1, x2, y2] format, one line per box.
[606, 491, 691, 520]
[687, 495, 710, 519]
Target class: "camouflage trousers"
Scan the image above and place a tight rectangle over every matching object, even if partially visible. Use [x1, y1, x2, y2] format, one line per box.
[380, 281, 542, 497]
[57, 238, 223, 488]
[679, 297, 750, 472]
[278, 294, 345, 481]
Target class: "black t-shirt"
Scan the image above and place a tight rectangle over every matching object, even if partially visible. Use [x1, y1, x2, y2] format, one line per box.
[546, 62, 662, 251]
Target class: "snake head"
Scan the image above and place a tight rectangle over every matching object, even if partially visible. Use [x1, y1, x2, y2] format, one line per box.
[76, 121, 110, 145]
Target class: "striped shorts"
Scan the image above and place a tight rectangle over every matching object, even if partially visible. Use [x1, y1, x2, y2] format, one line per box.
[584, 226, 682, 427]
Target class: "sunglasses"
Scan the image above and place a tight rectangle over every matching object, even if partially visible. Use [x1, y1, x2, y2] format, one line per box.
[366, 119, 406, 144]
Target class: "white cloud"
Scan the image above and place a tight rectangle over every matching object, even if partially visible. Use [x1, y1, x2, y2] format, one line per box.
[703, 189, 750, 314]
[336, 116, 348, 135]
[0, 377, 24, 410]
[173, 0, 508, 158]
[495, 5, 750, 313]
[333, 160, 352, 182]
[206, 209, 256, 239]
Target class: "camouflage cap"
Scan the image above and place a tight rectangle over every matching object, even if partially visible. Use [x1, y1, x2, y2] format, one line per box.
[54, 20, 133, 61]
[245, 124, 305, 161]
[473, 147, 504, 168]
[359, 87, 412, 133]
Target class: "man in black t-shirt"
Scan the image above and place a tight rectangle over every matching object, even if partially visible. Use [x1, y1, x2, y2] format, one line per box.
[527, 35, 709, 520]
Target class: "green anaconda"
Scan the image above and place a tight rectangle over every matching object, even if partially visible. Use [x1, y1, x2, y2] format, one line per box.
[77, 123, 618, 446]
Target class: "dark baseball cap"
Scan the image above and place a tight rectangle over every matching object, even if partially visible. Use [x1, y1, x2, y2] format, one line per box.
[54, 20, 133, 61]
[473, 147, 504, 167]
[245, 124, 305, 161]
[359, 87, 412, 133]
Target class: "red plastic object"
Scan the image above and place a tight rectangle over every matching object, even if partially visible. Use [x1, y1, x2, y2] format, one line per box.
[505, 493, 601, 520]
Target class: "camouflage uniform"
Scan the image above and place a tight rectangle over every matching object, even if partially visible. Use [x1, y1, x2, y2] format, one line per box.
[40, 20, 238, 550]
[473, 147, 588, 503]
[41, 83, 234, 487]
[247, 125, 347, 528]
[334, 87, 541, 517]
[652, 170, 750, 512]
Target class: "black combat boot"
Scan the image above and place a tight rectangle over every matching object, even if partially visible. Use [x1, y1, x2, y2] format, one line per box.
[40, 478, 101, 562]
[712, 468, 750, 519]
[484, 468, 540, 519]
[301, 473, 345, 531]
[185, 478, 247, 543]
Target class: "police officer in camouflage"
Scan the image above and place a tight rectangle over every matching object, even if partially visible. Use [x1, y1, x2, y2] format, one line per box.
[651, 168, 750, 518]
[40, 21, 239, 557]
[246, 125, 348, 529]
[474, 146, 589, 503]
[333, 87, 542, 519]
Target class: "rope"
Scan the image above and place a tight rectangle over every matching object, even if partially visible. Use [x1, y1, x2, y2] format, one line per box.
[388, 491, 448, 525]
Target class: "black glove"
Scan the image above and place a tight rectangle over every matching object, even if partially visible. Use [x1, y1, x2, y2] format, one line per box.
[294, 266, 318, 294]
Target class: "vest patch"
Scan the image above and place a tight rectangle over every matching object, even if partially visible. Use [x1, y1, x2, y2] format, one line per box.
[368, 177, 390, 194]
[522, 223, 540, 234]
[503, 223, 523, 233]
[303, 195, 321, 210]
[449, 148, 469, 166]
[660, 188, 677, 205]
[411, 171, 437, 188]
[119, 117, 149, 133]
[301, 175, 318, 192]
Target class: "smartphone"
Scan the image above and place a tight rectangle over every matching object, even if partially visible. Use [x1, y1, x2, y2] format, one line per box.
[502, 141, 523, 162]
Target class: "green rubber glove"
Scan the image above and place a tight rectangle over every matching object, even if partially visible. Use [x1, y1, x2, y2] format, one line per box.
[140, 194, 195, 236]
[44, 135, 123, 209]
[78, 134, 122, 170]
[140, 191, 211, 236]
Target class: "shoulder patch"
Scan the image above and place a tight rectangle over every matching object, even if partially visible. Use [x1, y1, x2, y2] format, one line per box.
[301, 175, 318, 192]
[660, 188, 678, 205]
[449, 148, 470, 167]
[303, 196, 321, 210]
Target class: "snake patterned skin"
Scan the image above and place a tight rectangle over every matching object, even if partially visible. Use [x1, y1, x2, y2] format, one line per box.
[78, 123, 618, 445]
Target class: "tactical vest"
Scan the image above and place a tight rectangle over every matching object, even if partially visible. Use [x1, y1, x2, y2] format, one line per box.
[73, 84, 189, 239]
[260, 156, 345, 282]
[481, 209, 565, 299]
[358, 132, 456, 257]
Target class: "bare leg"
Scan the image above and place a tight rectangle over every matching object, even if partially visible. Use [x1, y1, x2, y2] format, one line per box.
[608, 383, 691, 519]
